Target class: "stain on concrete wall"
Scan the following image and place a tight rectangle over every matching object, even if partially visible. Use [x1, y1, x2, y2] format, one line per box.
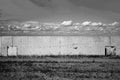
[0, 37, 12, 56]
[0, 36, 119, 56]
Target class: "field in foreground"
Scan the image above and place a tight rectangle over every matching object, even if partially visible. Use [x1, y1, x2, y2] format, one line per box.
[0, 56, 120, 80]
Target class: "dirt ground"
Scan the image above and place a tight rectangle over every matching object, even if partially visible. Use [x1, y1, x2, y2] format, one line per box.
[0, 56, 120, 80]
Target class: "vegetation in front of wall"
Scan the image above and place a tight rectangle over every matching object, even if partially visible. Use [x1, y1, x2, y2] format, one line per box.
[0, 57, 120, 80]
[0, 54, 120, 59]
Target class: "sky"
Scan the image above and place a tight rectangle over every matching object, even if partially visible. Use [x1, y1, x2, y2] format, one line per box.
[0, 0, 120, 23]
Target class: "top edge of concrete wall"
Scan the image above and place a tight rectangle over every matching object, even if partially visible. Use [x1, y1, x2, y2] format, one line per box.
[0, 33, 120, 36]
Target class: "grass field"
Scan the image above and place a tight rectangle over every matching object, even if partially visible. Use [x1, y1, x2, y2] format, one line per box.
[0, 56, 120, 80]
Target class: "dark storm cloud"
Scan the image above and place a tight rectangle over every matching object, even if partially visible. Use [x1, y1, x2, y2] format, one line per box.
[0, 0, 120, 23]
[69, 0, 120, 13]
[69, 0, 108, 8]
[28, 0, 120, 13]
[29, 0, 53, 8]
[28, 0, 120, 23]
[0, 0, 57, 21]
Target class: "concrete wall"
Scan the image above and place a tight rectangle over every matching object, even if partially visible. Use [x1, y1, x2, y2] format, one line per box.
[0, 37, 12, 56]
[111, 36, 120, 55]
[0, 36, 119, 56]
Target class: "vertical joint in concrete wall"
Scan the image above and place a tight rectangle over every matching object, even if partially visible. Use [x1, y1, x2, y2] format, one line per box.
[0, 37, 2, 56]
[109, 36, 112, 46]
[11, 36, 14, 47]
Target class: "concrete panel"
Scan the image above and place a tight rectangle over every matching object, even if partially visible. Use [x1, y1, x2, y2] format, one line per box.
[1, 37, 12, 56]
[111, 36, 120, 55]
[60, 36, 109, 55]
[49, 37, 61, 55]
[1, 36, 118, 56]
[13, 36, 60, 55]
[93, 36, 109, 55]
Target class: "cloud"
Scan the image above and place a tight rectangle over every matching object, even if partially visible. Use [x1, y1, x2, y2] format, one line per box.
[61, 20, 73, 26]
[80, 21, 120, 31]
[109, 22, 119, 26]
[1, 19, 120, 34]
[81, 21, 91, 26]
[91, 22, 99, 26]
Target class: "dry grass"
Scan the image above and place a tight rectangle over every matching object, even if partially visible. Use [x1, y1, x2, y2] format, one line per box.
[0, 56, 120, 80]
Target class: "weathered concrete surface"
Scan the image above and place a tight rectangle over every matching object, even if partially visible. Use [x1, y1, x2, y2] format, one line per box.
[0, 36, 119, 56]
[111, 36, 120, 55]
[0, 37, 12, 56]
